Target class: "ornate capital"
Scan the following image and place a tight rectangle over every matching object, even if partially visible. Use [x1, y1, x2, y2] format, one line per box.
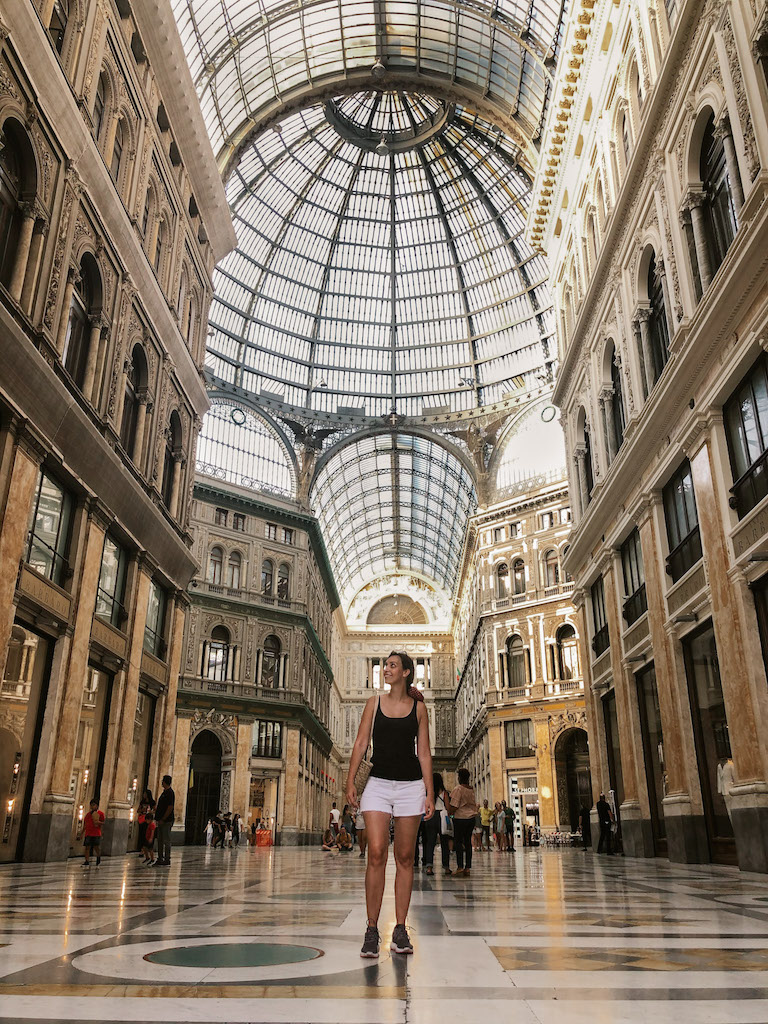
[681, 187, 707, 213]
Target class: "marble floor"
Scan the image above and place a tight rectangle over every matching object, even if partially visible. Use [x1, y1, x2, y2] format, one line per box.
[1, 844, 768, 1023]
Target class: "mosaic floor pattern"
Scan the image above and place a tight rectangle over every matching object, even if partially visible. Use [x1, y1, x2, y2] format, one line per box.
[1, 844, 767, 1023]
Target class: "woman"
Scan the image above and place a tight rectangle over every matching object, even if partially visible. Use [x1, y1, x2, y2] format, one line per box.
[346, 651, 434, 958]
[232, 813, 241, 846]
[136, 788, 154, 853]
[423, 772, 452, 876]
[355, 808, 367, 858]
[493, 802, 506, 852]
[342, 804, 355, 845]
[449, 768, 478, 877]
[321, 827, 337, 851]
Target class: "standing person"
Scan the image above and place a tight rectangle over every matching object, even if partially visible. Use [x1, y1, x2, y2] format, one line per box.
[449, 768, 478, 877]
[596, 793, 614, 855]
[503, 800, 516, 852]
[137, 788, 155, 853]
[82, 798, 105, 868]
[579, 803, 592, 852]
[346, 651, 434, 958]
[479, 799, 493, 851]
[342, 804, 355, 845]
[153, 775, 175, 867]
[493, 802, 505, 851]
[141, 812, 156, 864]
[329, 802, 341, 836]
[422, 772, 450, 876]
[355, 808, 367, 858]
[204, 819, 214, 846]
[232, 813, 241, 846]
[434, 773, 454, 875]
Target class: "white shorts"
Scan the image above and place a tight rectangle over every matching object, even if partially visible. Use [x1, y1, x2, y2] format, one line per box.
[359, 777, 426, 817]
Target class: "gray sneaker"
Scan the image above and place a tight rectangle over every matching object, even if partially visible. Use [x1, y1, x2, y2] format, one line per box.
[360, 924, 380, 958]
[390, 923, 413, 954]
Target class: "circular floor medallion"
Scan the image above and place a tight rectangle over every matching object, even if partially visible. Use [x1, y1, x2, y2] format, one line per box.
[144, 942, 323, 968]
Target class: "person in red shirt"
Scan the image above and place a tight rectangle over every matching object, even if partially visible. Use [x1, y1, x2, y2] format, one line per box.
[83, 798, 105, 867]
[141, 811, 157, 865]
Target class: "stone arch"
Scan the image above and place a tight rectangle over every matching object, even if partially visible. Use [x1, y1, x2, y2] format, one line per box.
[684, 100, 725, 190]
[553, 726, 591, 831]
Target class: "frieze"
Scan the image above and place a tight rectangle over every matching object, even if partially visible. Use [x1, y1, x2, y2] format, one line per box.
[549, 708, 587, 742]
[90, 615, 127, 658]
[43, 170, 80, 331]
[666, 563, 706, 615]
[17, 565, 71, 620]
[623, 614, 649, 652]
[732, 501, 768, 558]
[140, 650, 168, 684]
[722, 12, 760, 181]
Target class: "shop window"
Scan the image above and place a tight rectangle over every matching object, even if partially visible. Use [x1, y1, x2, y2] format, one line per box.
[505, 718, 534, 759]
[700, 113, 737, 276]
[261, 559, 273, 595]
[724, 352, 768, 518]
[648, 253, 670, 385]
[25, 470, 72, 586]
[512, 558, 526, 596]
[206, 625, 230, 681]
[663, 459, 702, 583]
[214, 507, 228, 527]
[227, 551, 241, 589]
[143, 579, 167, 658]
[253, 720, 282, 758]
[95, 534, 128, 627]
[207, 546, 223, 585]
[557, 624, 580, 679]
[277, 562, 290, 602]
[233, 513, 246, 531]
[544, 549, 559, 587]
[48, 0, 69, 54]
[591, 575, 609, 657]
[262, 634, 281, 688]
[621, 528, 647, 625]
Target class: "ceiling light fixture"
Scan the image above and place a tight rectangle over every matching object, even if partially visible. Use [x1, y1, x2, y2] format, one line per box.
[375, 135, 389, 157]
[371, 57, 387, 78]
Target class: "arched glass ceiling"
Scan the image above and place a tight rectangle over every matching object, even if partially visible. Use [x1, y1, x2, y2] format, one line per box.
[495, 399, 565, 495]
[207, 92, 555, 419]
[172, 0, 568, 161]
[311, 432, 477, 606]
[196, 399, 296, 497]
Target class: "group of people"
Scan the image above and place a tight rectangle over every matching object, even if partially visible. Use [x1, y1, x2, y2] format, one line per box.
[79, 775, 175, 869]
[204, 812, 244, 848]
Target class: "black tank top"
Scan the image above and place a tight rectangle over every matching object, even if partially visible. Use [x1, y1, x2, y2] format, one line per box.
[370, 698, 422, 782]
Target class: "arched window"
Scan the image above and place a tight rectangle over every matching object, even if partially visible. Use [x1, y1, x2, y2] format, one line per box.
[0, 124, 22, 287]
[48, 0, 69, 54]
[596, 177, 607, 227]
[621, 111, 631, 169]
[610, 344, 626, 450]
[277, 562, 290, 602]
[227, 550, 241, 589]
[262, 634, 281, 688]
[544, 549, 559, 587]
[700, 113, 737, 275]
[154, 218, 164, 274]
[207, 546, 223, 585]
[141, 188, 151, 237]
[587, 210, 598, 268]
[648, 253, 670, 383]
[92, 74, 107, 141]
[557, 624, 580, 680]
[120, 344, 147, 455]
[584, 422, 594, 499]
[186, 294, 197, 349]
[261, 559, 273, 595]
[496, 562, 509, 599]
[506, 635, 527, 688]
[207, 625, 230, 681]
[63, 256, 100, 390]
[110, 118, 124, 181]
[562, 545, 573, 583]
[161, 411, 182, 509]
[512, 558, 526, 595]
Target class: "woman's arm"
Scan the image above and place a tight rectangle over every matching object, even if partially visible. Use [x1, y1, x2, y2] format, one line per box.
[344, 696, 377, 808]
[416, 703, 435, 820]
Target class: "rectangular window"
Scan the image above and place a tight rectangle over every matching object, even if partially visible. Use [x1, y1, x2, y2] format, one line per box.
[505, 719, 534, 759]
[591, 575, 610, 657]
[214, 508, 228, 527]
[663, 459, 702, 583]
[266, 523, 277, 540]
[253, 719, 283, 759]
[621, 528, 647, 625]
[510, 522, 520, 538]
[143, 580, 167, 658]
[724, 353, 768, 518]
[560, 507, 572, 523]
[540, 511, 554, 529]
[233, 513, 246, 532]
[282, 527, 294, 545]
[25, 470, 72, 585]
[493, 526, 504, 543]
[95, 535, 128, 628]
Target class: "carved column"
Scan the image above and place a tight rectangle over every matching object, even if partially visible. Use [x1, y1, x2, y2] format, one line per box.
[681, 189, 713, 291]
[168, 451, 184, 520]
[714, 116, 744, 213]
[600, 386, 617, 462]
[21, 217, 49, 313]
[634, 309, 655, 398]
[8, 204, 37, 302]
[82, 316, 106, 404]
[655, 256, 675, 342]
[131, 392, 149, 467]
[575, 444, 589, 514]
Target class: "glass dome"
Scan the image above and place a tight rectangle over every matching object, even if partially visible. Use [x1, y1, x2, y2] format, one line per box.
[206, 91, 555, 420]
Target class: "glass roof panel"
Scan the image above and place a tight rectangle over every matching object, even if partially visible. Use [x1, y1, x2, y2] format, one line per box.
[172, 0, 567, 158]
[312, 432, 477, 606]
[205, 92, 555, 418]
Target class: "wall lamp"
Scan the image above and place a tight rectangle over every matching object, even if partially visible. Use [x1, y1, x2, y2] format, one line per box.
[673, 613, 698, 623]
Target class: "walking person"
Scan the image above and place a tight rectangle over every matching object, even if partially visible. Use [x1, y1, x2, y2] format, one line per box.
[493, 802, 505, 851]
[449, 768, 478, 877]
[153, 775, 175, 867]
[345, 651, 434, 958]
[232, 813, 241, 846]
[503, 800, 516, 852]
[141, 812, 156, 864]
[329, 802, 341, 835]
[579, 803, 592, 852]
[434, 774, 454, 875]
[204, 819, 213, 846]
[355, 808, 367, 858]
[423, 772, 451, 875]
[596, 793, 614, 855]
[82, 798, 105, 868]
[342, 804, 355, 846]
[479, 799, 493, 851]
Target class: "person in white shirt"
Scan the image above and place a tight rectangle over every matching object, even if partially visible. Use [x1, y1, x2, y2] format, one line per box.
[329, 802, 341, 835]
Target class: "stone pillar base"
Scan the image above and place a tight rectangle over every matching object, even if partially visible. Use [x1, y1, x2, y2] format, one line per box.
[731, 787, 768, 874]
[101, 816, 130, 857]
[171, 826, 187, 846]
[621, 817, 655, 858]
[663, 794, 709, 863]
[23, 800, 74, 862]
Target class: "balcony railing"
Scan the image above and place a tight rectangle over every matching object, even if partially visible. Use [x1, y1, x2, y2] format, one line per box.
[180, 675, 305, 704]
[665, 527, 702, 584]
[730, 448, 768, 519]
[481, 581, 576, 614]
[622, 584, 647, 626]
[545, 678, 584, 696]
[196, 580, 306, 614]
[592, 624, 610, 658]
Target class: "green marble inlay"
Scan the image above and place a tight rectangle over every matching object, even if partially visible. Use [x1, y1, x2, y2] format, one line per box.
[145, 942, 322, 968]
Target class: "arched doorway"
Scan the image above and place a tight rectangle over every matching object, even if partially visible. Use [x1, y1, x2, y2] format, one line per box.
[184, 730, 222, 844]
[554, 728, 592, 832]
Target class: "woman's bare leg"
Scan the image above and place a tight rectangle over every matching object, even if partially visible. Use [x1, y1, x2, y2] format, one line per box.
[363, 811, 390, 924]
[393, 815, 422, 925]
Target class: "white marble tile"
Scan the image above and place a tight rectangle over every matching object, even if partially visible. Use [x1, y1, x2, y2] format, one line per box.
[404, 936, 513, 987]
[527, 1000, 768, 1024]
[406, 999, 541, 1023]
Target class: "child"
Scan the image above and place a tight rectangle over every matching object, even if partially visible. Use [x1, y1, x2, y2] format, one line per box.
[141, 811, 156, 864]
[83, 798, 105, 868]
